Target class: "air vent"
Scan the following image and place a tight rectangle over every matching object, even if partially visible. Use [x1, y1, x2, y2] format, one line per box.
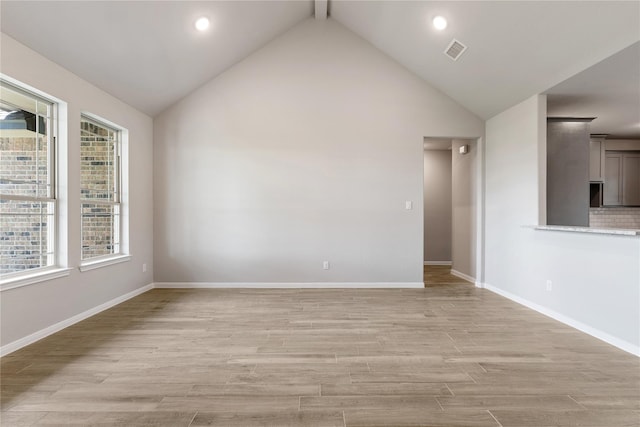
[444, 39, 467, 61]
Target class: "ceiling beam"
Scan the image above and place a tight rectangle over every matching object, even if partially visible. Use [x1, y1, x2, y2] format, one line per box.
[315, 0, 327, 20]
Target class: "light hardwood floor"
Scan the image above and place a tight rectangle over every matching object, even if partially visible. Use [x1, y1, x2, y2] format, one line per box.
[424, 265, 471, 286]
[1, 270, 639, 426]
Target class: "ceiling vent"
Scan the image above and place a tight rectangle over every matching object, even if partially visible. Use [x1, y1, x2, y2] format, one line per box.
[444, 39, 467, 61]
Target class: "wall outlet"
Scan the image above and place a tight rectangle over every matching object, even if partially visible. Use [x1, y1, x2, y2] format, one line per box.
[546, 280, 552, 291]
[323, 261, 330, 270]
[142, 263, 147, 273]
[405, 201, 413, 210]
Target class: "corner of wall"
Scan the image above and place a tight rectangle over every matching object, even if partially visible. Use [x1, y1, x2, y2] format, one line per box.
[537, 94, 547, 226]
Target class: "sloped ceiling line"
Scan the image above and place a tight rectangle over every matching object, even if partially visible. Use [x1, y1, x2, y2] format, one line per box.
[1, 1, 639, 123]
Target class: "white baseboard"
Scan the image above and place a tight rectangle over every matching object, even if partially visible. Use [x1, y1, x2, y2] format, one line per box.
[153, 282, 424, 289]
[0, 284, 154, 357]
[450, 269, 476, 284]
[423, 261, 452, 266]
[483, 283, 640, 357]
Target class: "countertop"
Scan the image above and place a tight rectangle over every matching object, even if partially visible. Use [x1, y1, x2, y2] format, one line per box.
[534, 225, 639, 236]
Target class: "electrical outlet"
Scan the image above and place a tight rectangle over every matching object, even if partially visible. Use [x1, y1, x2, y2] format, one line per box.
[142, 263, 147, 273]
[546, 280, 552, 291]
[323, 261, 330, 270]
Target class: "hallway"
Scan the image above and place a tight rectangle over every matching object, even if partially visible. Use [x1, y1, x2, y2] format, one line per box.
[424, 265, 472, 287]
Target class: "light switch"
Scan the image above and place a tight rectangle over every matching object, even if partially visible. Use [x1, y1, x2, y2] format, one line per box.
[405, 201, 413, 210]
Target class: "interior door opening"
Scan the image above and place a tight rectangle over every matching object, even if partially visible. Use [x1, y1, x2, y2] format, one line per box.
[423, 137, 479, 286]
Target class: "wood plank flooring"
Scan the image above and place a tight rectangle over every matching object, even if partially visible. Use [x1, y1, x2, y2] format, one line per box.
[1, 268, 639, 426]
[424, 265, 471, 286]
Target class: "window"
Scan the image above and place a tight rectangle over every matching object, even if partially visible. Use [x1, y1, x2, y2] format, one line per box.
[80, 116, 123, 261]
[0, 81, 57, 277]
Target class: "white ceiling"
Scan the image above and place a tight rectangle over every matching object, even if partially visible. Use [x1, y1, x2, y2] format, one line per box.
[0, 1, 313, 116]
[1, 1, 639, 120]
[546, 42, 640, 139]
[329, 1, 639, 120]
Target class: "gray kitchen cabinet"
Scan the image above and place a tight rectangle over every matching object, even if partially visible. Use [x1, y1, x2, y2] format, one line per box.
[604, 151, 640, 206]
[589, 138, 605, 181]
[604, 152, 622, 205]
[547, 119, 590, 226]
[623, 152, 640, 206]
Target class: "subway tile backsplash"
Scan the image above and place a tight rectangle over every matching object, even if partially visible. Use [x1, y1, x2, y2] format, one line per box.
[590, 207, 640, 230]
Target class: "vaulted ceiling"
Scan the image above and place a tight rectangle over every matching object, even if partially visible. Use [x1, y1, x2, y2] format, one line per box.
[1, 1, 313, 116]
[1, 1, 639, 125]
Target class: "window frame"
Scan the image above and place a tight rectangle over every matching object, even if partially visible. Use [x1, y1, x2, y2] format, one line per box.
[79, 114, 127, 266]
[0, 79, 63, 285]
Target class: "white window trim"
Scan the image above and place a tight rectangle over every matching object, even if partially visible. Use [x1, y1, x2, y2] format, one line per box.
[79, 113, 129, 266]
[78, 254, 131, 272]
[0, 267, 72, 292]
[0, 76, 68, 283]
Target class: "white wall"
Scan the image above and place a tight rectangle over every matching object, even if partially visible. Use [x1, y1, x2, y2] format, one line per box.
[451, 139, 478, 279]
[0, 34, 154, 349]
[154, 18, 484, 284]
[423, 150, 452, 263]
[485, 94, 640, 354]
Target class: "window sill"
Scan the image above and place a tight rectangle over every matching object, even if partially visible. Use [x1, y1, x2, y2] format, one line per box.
[0, 267, 73, 292]
[79, 254, 132, 272]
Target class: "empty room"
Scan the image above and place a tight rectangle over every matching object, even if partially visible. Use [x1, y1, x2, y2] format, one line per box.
[1, 1, 639, 426]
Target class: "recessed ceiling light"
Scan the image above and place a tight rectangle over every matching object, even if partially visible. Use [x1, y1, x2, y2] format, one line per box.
[432, 16, 447, 30]
[195, 17, 210, 32]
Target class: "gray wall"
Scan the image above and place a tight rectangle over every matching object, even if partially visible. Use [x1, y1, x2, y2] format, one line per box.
[451, 139, 477, 279]
[0, 33, 154, 348]
[153, 18, 484, 284]
[546, 120, 590, 226]
[423, 150, 452, 263]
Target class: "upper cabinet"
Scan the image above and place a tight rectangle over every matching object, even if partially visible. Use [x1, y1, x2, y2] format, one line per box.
[604, 152, 622, 205]
[589, 137, 605, 181]
[604, 151, 640, 206]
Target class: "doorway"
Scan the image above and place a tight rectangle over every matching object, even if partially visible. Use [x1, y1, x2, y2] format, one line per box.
[423, 137, 481, 286]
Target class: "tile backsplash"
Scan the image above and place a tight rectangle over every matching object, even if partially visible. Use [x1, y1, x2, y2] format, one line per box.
[590, 207, 640, 230]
